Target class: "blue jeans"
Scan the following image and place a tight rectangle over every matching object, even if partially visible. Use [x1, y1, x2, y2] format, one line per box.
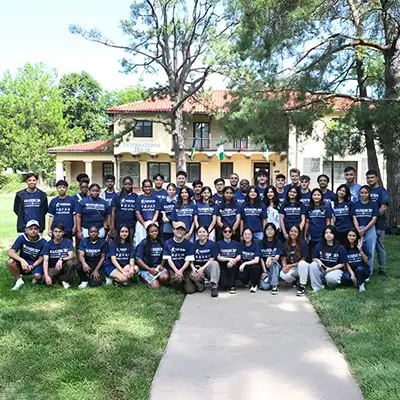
[376, 230, 387, 271]
[342, 267, 368, 286]
[259, 260, 281, 289]
[361, 226, 377, 276]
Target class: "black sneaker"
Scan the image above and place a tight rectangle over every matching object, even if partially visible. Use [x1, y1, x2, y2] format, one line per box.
[211, 285, 219, 298]
[379, 270, 387, 279]
[292, 279, 298, 288]
[229, 286, 236, 294]
[296, 285, 306, 296]
[271, 286, 279, 295]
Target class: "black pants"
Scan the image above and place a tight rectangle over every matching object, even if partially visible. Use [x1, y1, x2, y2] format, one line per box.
[237, 263, 262, 287]
[76, 258, 104, 287]
[219, 261, 239, 290]
[48, 260, 74, 284]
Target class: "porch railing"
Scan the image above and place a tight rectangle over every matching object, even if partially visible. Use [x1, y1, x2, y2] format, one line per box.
[183, 138, 261, 152]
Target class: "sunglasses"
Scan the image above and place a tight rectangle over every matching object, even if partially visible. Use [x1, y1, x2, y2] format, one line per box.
[223, 229, 232, 233]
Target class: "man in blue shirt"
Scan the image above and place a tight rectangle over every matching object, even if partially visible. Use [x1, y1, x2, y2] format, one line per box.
[100, 175, 118, 207]
[256, 169, 269, 200]
[344, 166, 361, 203]
[317, 174, 335, 206]
[213, 178, 225, 205]
[300, 175, 312, 208]
[14, 173, 48, 233]
[367, 170, 389, 278]
[275, 174, 287, 205]
[7, 220, 47, 291]
[284, 168, 301, 191]
[234, 179, 249, 207]
[176, 171, 194, 197]
[229, 173, 240, 193]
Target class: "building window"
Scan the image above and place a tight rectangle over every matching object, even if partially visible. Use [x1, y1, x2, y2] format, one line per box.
[187, 163, 201, 182]
[193, 122, 210, 149]
[323, 161, 358, 186]
[119, 161, 140, 188]
[148, 162, 171, 182]
[220, 162, 233, 179]
[102, 162, 114, 183]
[303, 157, 321, 183]
[135, 120, 153, 137]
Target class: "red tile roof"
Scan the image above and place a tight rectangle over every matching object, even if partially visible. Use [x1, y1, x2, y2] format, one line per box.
[107, 89, 353, 114]
[48, 139, 113, 153]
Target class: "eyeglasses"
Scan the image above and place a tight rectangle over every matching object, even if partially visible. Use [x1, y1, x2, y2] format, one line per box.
[223, 230, 232, 233]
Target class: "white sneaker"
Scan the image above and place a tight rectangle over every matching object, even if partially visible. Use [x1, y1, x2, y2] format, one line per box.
[61, 281, 71, 290]
[78, 281, 89, 289]
[250, 285, 258, 293]
[359, 283, 366, 293]
[105, 277, 113, 286]
[365, 277, 371, 283]
[31, 278, 40, 285]
[11, 278, 24, 291]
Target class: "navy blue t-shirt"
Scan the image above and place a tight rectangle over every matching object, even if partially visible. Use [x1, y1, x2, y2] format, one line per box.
[284, 243, 308, 264]
[163, 238, 194, 270]
[153, 188, 168, 203]
[238, 241, 262, 261]
[22, 190, 43, 226]
[322, 190, 334, 207]
[136, 194, 161, 221]
[277, 190, 286, 205]
[261, 239, 284, 259]
[196, 202, 215, 228]
[312, 243, 346, 268]
[42, 238, 74, 268]
[346, 183, 361, 203]
[76, 197, 109, 229]
[257, 186, 268, 201]
[370, 186, 389, 231]
[213, 193, 224, 206]
[332, 201, 354, 232]
[170, 203, 197, 232]
[103, 191, 118, 208]
[48, 196, 76, 235]
[194, 239, 218, 266]
[136, 239, 163, 268]
[351, 200, 380, 227]
[216, 239, 240, 259]
[234, 191, 247, 207]
[241, 202, 267, 233]
[112, 192, 138, 228]
[105, 240, 134, 267]
[78, 237, 107, 262]
[307, 205, 333, 242]
[11, 234, 47, 264]
[73, 192, 87, 203]
[216, 202, 239, 227]
[300, 191, 312, 208]
[279, 202, 306, 230]
[346, 247, 367, 269]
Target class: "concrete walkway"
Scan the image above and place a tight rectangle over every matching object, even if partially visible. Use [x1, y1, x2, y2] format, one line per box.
[150, 287, 363, 400]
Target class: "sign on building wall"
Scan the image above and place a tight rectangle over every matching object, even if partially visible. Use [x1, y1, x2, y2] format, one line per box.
[116, 142, 162, 154]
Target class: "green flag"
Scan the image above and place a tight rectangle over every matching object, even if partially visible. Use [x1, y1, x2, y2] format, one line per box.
[216, 138, 225, 160]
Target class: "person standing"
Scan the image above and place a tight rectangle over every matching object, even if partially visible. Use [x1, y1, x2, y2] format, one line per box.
[255, 169, 269, 200]
[196, 186, 216, 241]
[366, 170, 389, 278]
[275, 174, 287, 205]
[192, 180, 204, 204]
[161, 183, 178, 242]
[284, 168, 301, 191]
[153, 173, 168, 202]
[14, 173, 48, 234]
[215, 186, 241, 241]
[213, 178, 225, 205]
[263, 185, 281, 231]
[299, 175, 312, 208]
[73, 175, 90, 202]
[234, 179, 249, 207]
[229, 173, 240, 193]
[100, 175, 118, 208]
[317, 174, 335, 207]
[331, 184, 354, 245]
[176, 170, 194, 197]
[344, 166, 361, 203]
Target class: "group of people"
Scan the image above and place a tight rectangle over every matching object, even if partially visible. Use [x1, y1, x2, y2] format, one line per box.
[8, 165, 389, 297]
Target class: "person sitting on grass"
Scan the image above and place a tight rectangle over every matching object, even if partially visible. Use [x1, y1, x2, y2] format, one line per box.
[259, 223, 284, 295]
[8, 220, 47, 291]
[104, 224, 139, 286]
[77, 225, 107, 289]
[309, 225, 347, 291]
[135, 224, 169, 289]
[279, 225, 310, 296]
[192, 226, 220, 297]
[237, 228, 262, 293]
[342, 229, 369, 293]
[162, 222, 195, 293]
[43, 224, 74, 290]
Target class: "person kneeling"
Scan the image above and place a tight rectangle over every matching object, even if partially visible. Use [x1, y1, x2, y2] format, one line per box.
[103, 224, 138, 285]
[77, 225, 107, 288]
[309, 225, 347, 291]
[8, 220, 47, 291]
[43, 224, 74, 289]
[192, 226, 220, 297]
[136, 224, 169, 289]
[162, 222, 195, 293]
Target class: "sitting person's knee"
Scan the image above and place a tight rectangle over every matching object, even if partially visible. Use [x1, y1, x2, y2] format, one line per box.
[7, 258, 15, 267]
[32, 273, 42, 280]
[150, 280, 160, 289]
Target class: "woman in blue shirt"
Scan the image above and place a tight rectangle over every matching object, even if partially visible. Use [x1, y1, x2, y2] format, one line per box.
[104, 224, 138, 285]
[76, 183, 110, 240]
[136, 224, 169, 289]
[342, 228, 369, 292]
[240, 186, 267, 241]
[259, 223, 284, 294]
[351, 185, 379, 276]
[216, 186, 241, 241]
[331, 184, 353, 245]
[237, 228, 262, 293]
[309, 225, 347, 291]
[171, 186, 197, 242]
[196, 186, 216, 241]
[263, 185, 281, 232]
[161, 183, 177, 242]
[135, 179, 161, 245]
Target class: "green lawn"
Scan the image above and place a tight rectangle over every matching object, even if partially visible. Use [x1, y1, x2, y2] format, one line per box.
[0, 195, 184, 400]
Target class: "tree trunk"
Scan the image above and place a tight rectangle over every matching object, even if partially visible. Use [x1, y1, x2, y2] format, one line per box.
[364, 124, 382, 184]
[172, 104, 187, 172]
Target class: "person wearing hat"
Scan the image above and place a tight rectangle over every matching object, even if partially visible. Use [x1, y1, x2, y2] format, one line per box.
[163, 221, 195, 293]
[13, 173, 48, 234]
[7, 220, 47, 291]
[47, 180, 77, 240]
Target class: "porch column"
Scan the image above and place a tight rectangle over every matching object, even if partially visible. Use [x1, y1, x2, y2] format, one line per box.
[64, 161, 72, 184]
[85, 161, 93, 183]
[56, 160, 64, 181]
[114, 155, 120, 190]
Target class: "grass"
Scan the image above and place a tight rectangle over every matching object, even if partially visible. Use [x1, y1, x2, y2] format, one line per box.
[0, 195, 184, 400]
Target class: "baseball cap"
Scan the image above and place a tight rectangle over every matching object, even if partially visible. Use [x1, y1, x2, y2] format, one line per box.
[26, 220, 40, 228]
[174, 221, 186, 230]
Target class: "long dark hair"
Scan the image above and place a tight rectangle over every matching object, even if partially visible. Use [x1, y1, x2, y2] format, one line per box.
[321, 225, 337, 255]
[284, 225, 302, 261]
[177, 186, 192, 209]
[359, 185, 371, 201]
[245, 185, 261, 206]
[221, 186, 237, 207]
[200, 186, 214, 205]
[263, 185, 280, 209]
[309, 188, 324, 210]
[284, 186, 301, 205]
[120, 176, 133, 197]
[262, 222, 278, 249]
[116, 224, 132, 250]
[142, 223, 164, 267]
[334, 184, 351, 205]
[345, 228, 360, 250]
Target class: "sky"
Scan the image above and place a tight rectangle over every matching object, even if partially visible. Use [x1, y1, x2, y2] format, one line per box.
[0, 0, 227, 90]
